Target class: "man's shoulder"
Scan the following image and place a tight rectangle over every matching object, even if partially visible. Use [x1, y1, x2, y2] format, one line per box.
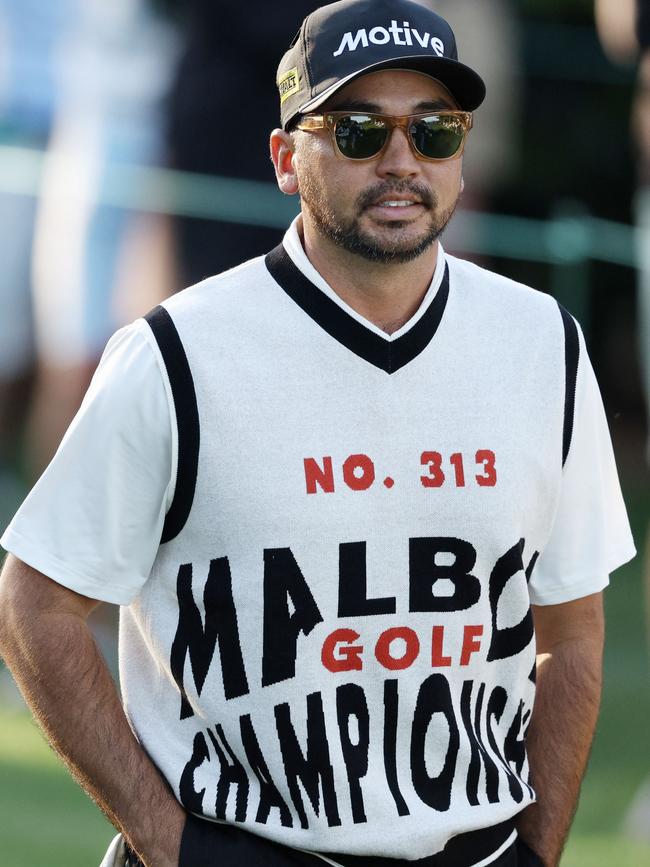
[162, 253, 274, 321]
[446, 252, 563, 326]
[447, 253, 553, 305]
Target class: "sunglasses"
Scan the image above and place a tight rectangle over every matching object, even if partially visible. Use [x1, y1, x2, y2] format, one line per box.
[296, 110, 473, 162]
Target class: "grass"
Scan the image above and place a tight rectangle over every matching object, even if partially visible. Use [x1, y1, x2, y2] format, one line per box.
[0, 710, 114, 866]
[1, 483, 649, 866]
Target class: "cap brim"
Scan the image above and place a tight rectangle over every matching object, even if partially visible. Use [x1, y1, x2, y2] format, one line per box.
[291, 55, 485, 128]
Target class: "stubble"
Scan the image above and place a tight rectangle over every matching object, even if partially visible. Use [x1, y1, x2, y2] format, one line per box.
[298, 174, 459, 265]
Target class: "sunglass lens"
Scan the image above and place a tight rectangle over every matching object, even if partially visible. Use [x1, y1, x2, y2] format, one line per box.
[411, 116, 464, 159]
[334, 115, 388, 159]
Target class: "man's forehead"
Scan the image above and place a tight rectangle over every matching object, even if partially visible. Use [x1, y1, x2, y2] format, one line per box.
[320, 68, 458, 112]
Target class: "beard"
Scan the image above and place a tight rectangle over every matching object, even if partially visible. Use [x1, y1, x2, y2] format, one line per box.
[298, 177, 459, 264]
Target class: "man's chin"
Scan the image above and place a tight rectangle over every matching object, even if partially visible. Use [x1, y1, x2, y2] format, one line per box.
[345, 232, 439, 264]
[305, 200, 451, 264]
[346, 223, 440, 264]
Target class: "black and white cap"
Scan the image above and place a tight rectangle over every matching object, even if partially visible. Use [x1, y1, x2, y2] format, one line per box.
[277, 0, 486, 130]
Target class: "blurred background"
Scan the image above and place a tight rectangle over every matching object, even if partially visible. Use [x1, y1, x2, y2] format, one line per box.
[0, 0, 648, 865]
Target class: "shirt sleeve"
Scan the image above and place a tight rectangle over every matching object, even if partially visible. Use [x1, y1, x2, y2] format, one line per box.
[529, 326, 637, 606]
[1, 319, 174, 605]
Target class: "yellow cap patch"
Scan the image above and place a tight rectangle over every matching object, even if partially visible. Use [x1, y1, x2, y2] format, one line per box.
[278, 67, 301, 104]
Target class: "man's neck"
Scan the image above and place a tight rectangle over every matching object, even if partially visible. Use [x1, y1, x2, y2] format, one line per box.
[299, 216, 439, 336]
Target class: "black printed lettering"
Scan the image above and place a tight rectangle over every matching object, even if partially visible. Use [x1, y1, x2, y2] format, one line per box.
[262, 548, 323, 687]
[179, 731, 209, 814]
[409, 537, 480, 612]
[410, 674, 459, 812]
[474, 683, 500, 802]
[487, 540, 534, 661]
[383, 679, 410, 817]
[460, 682, 481, 806]
[504, 701, 535, 800]
[207, 724, 250, 821]
[486, 686, 524, 804]
[171, 559, 249, 721]
[240, 714, 293, 827]
[274, 692, 341, 828]
[338, 541, 396, 617]
[336, 683, 370, 824]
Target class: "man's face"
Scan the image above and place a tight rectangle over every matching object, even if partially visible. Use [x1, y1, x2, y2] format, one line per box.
[292, 69, 465, 264]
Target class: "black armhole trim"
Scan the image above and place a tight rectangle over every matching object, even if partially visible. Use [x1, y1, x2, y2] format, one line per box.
[557, 302, 580, 468]
[145, 306, 200, 543]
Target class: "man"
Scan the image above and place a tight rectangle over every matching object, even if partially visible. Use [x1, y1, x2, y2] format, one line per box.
[0, 2, 636, 866]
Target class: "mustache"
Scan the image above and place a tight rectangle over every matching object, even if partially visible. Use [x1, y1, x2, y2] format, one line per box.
[357, 181, 436, 211]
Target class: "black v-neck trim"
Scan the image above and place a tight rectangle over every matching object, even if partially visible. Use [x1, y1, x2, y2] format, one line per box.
[264, 244, 449, 374]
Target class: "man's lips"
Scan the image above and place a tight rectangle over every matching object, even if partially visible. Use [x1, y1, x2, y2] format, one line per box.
[366, 198, 425, 216]
[358, 184, 434, 215]
[373, 197, 421, 207]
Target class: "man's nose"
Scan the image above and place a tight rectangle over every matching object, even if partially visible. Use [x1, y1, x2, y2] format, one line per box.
[375, 127, 421, 178]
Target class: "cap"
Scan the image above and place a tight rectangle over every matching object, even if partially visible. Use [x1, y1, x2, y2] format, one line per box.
[277, 0, 486, 130]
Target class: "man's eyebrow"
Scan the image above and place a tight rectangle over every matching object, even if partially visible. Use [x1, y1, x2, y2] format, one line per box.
[325, 99, 383, 112]
[324, 98, 457, 113]
[414, 98, 456, 111]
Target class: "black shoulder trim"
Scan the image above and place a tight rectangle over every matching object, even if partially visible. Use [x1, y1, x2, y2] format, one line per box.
[557, 303, 580, 467]
[145, 306, 200, 543]
[265, 244, 449, 374]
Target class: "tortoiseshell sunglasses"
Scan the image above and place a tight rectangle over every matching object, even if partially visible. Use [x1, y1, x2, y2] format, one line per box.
[296, 111, 473, 161]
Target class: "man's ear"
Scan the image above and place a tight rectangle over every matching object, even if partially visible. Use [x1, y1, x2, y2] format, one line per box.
[270, 129, 299, 195]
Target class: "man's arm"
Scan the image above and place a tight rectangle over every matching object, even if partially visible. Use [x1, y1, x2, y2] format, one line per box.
[0, 554, 185, 867]
[517, 592, 605, 866]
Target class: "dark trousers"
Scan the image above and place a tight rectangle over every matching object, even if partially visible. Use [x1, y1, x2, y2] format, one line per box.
[126, 816, 543, 867]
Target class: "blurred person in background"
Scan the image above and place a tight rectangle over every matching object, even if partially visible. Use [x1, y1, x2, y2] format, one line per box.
[595, 0, 650, 842]
[0, 0, 179, 709]
[25, 0, 179, 476]
[412, 0, 520, 255]
[0, 0, 73, 506]
[166, 0, 325, 286]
